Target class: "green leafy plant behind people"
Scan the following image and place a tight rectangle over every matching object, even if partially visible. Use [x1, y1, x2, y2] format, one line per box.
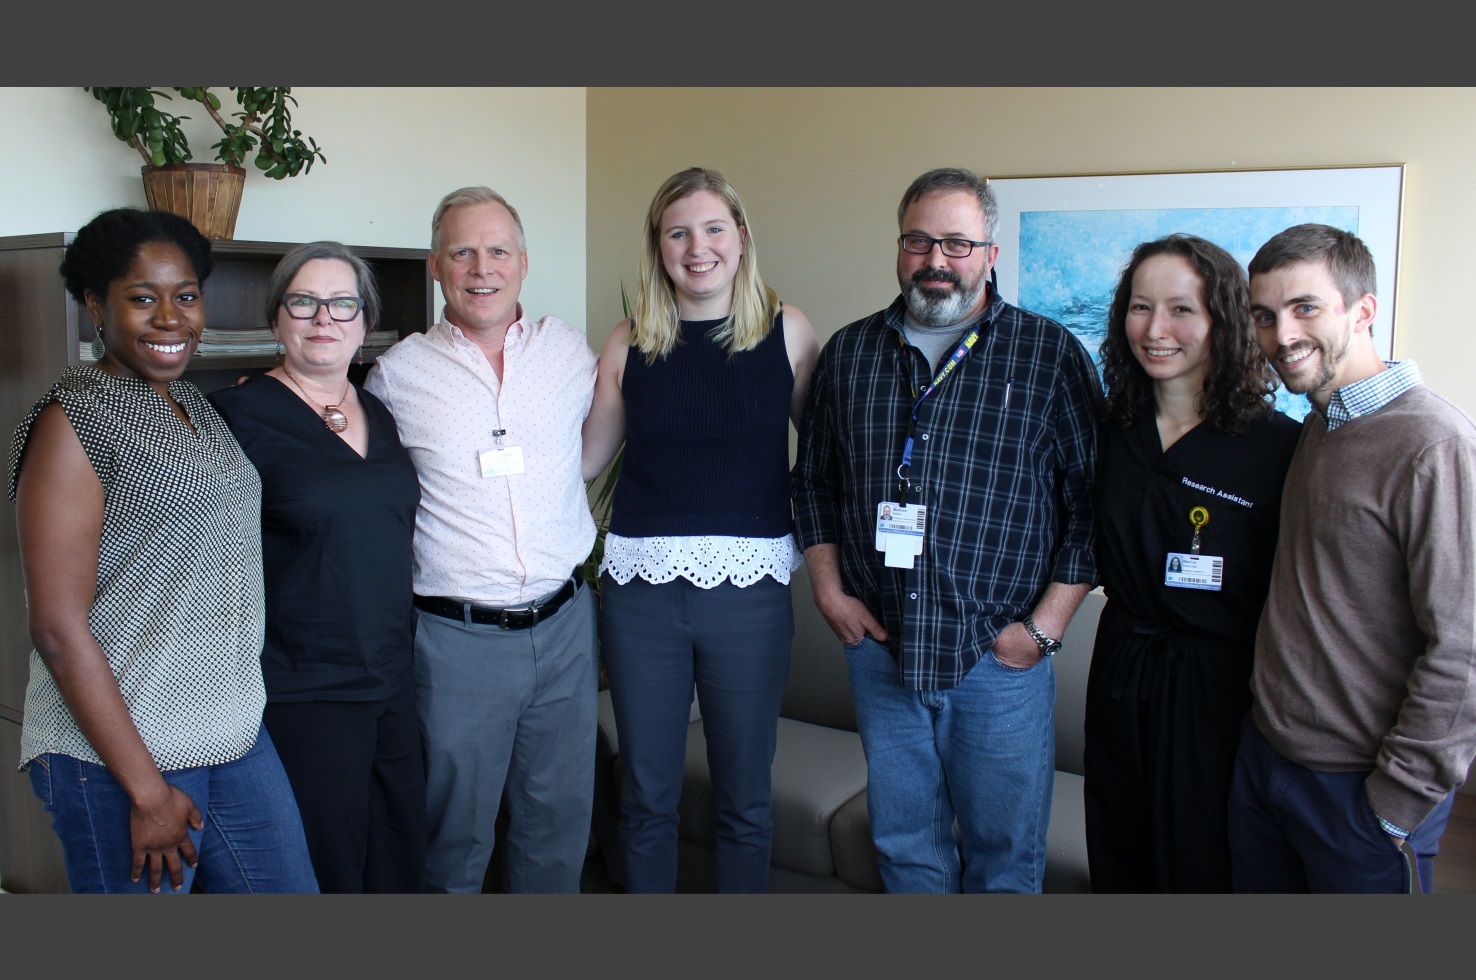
[85, 87, 326, 179]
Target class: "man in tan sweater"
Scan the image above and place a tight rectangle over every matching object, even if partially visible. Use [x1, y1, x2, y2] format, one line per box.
[1228, 223, 1476, 893]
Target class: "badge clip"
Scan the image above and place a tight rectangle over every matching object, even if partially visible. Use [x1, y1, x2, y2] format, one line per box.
[1189, 505, 1210, 555]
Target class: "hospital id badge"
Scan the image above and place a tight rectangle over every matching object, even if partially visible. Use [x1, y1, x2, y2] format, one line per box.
[1164, 552, 1222, 591]
[479, 445, 525, 478]
[875, 502, 926, 569]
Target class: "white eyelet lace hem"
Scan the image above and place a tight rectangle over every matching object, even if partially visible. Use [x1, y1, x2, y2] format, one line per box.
[600, 533, 804, 588]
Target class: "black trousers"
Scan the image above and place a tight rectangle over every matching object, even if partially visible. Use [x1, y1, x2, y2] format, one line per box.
[262, 683, 427, 893]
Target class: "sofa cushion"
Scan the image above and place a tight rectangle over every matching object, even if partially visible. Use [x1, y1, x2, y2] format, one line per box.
[1044, 770, 1090, 893]
[1052, 589, 1104, 776]
[829, 791, 884, 892]
[678, 716, 870, 879]
[780, 566, 859, 731]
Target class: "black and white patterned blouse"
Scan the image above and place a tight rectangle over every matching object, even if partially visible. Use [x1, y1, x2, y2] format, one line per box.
[7, 366, 267, 771]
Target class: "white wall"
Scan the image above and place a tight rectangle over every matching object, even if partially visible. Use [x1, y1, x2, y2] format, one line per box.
[0, 87, 588, 332]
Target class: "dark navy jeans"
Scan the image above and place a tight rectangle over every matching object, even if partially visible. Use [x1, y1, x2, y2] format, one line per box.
[1228, 717, 1455, 893]
[600, 574, 793, 893]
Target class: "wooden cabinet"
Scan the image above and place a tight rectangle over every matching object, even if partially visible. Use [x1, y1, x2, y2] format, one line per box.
[0, 234, 433, 892]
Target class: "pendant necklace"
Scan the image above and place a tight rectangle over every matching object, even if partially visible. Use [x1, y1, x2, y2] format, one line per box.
[280, 366, 352, 433]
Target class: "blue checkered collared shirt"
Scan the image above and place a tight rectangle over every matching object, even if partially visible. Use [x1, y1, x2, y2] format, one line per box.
[1321, 360, 1422, 431]
[793, 292, 1101, 690]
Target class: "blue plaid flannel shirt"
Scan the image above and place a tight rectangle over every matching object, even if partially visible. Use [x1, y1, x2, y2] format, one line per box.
[794, 292, 1101, 690]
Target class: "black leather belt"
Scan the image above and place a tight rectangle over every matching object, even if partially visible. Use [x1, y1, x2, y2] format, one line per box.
[414, 576, 581, 630]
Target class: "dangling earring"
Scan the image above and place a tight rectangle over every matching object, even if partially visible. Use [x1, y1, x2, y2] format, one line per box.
[274, 340, 284, 366]
[90, 326, 106, 361]
[357, 345, 364, 366]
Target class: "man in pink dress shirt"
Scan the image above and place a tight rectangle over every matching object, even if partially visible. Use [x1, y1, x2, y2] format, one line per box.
[365, 186, 599, 893]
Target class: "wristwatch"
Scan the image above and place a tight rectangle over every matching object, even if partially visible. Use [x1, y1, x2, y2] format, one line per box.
[1022, 616, 1062, 657]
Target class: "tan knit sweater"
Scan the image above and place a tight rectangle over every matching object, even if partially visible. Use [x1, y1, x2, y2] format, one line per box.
[1251, 386, 1476, 833]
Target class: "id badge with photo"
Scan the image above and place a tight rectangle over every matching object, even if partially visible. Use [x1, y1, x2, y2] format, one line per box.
[1164, 552, 1223, 591]
[875, 502, 926, 569]
[479, 445, 525, 478]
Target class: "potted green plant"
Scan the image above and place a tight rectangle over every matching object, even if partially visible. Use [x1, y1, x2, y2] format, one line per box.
[85, 87, 327, 239]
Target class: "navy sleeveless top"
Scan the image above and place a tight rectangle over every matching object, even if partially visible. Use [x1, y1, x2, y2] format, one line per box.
[610, 312, 794, 538]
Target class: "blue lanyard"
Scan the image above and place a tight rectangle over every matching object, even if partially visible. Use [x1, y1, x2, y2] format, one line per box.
[895, 326, 979, 496]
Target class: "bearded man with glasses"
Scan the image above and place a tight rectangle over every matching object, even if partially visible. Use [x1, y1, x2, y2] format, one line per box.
[794, 167, 1101, 893]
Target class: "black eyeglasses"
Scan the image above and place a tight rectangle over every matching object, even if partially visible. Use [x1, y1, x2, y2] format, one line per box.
[281, 293, 364, 321]
[898, 235, 993, 258]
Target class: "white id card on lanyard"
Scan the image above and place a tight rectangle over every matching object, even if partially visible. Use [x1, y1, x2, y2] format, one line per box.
[875, 502, 926, 568]
[480, 447, 524, 478]
[479, 425, 525, 479]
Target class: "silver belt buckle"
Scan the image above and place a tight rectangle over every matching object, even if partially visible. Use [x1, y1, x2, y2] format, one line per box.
[499, 602, 537, 630]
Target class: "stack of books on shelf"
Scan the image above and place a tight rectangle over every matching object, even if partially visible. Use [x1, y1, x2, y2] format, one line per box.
[362, 330, 400, 356]
[78, 324, 99, 363]
[195, 329, 279, 357]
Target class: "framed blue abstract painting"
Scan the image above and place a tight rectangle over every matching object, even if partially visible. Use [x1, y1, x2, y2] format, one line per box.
[987, 165, 1405, 421]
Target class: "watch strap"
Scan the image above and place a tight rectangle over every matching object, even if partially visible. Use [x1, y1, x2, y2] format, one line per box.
[1022, 615, 1061, 656]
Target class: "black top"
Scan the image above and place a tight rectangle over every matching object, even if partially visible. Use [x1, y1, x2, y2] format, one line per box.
[611, 313, 794, 539]
[209, 375, 421, 702]
[1094, 409, 1302, 647]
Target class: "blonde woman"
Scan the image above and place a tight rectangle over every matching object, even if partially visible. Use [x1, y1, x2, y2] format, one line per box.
[583, 167, 818, 892]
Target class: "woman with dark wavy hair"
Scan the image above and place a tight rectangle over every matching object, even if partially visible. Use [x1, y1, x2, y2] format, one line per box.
[1083, 233, 1301, 892]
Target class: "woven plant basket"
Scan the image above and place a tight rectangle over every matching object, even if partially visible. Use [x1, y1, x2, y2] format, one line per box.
[140, 162, 246, 240]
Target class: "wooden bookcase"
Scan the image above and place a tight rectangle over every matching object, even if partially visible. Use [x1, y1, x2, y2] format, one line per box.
[0, 234, 433, 892]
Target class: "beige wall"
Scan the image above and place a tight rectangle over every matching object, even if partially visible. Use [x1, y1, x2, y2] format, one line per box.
[586, 87, 1475, 417]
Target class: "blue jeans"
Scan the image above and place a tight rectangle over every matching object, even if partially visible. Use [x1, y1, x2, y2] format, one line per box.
[601, 575, 793, 893]
[414, 580, 598, 893]
[28, 724, 318, 894]
[845, 636, 1055, 893]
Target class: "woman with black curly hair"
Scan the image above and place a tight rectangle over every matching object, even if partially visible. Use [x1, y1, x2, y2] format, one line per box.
[1083, 233, 1301, 893]
[9, 207, 316, 894]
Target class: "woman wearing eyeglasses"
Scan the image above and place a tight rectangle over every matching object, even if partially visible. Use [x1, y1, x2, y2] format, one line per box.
[582, 167, 819, 892]
[208, 241, 426, 893]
